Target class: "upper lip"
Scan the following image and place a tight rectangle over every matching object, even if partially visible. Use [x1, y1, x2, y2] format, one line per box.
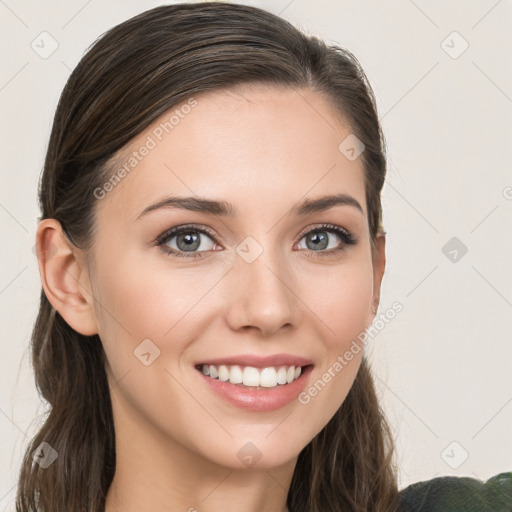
[195, 353, 313, 369]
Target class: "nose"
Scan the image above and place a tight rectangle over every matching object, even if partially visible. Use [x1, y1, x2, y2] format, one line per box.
[225, 244, 300, 337]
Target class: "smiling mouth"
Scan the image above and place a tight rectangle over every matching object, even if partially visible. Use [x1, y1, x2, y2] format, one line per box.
[195, 363, 313, 389]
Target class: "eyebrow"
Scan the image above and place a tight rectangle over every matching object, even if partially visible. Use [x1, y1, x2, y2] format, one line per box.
[136, 193, 364, 220]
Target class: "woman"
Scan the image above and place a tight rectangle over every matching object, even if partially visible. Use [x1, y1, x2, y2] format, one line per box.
[16, 2, 511, 511]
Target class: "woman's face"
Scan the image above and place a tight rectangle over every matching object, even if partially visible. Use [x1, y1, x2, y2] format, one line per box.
[83, 85, 384, 470]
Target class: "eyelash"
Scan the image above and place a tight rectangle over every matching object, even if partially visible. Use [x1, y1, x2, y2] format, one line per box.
[154, 223, 357, 259]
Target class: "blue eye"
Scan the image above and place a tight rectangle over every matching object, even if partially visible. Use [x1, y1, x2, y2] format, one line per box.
[296, 224, 356, 256]
[155, 223, 356, 259]
[156, 225, 218, 258]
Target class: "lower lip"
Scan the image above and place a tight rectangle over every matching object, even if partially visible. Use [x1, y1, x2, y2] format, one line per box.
[196, 365, 314, 412]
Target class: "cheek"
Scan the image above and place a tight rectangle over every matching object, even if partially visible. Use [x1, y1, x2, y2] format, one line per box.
[91, 251, 227, 371]
[303, 259, 374, 347]
[294, 260, 373, 423]
[91, 253, 205, 426]
[94, 250, 198, 335]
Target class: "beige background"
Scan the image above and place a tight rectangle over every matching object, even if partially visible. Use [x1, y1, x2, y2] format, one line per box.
[1, 0, 511, 508]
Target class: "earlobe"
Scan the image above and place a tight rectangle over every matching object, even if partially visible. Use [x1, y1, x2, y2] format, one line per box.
[35, 219, 98, 336]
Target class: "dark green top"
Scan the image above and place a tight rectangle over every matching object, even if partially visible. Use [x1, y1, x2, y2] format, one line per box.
[398, 472, 512, 511]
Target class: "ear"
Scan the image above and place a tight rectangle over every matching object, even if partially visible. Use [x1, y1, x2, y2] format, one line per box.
[370, 232, 386, 317]
[35, 219, 98, 335]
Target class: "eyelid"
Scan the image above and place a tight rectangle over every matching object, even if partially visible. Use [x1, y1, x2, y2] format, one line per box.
[296, 222, 354, 241]
[154, 223, 218, 245]
[154, 222, 357, 257]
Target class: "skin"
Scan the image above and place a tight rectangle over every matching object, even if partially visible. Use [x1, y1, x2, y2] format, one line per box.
[37, 85, 385, 512]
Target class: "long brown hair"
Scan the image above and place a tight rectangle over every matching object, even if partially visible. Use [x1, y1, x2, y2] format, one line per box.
[17, 3, 400, 511]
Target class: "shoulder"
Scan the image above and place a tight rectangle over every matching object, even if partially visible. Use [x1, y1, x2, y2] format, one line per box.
[398, 471, 512, 512]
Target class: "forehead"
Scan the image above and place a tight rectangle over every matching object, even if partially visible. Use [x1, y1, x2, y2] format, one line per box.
[96, 85, 367, 224]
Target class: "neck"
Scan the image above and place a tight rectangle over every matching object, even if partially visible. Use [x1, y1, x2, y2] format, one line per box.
[106, 468, 292, 512]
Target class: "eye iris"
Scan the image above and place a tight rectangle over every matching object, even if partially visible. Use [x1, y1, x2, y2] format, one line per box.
[307, 231, 328, 250]
[177, 232, 200, 251]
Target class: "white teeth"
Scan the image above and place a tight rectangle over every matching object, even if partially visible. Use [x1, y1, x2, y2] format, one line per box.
[243, 366, 260, 387]
[229, 365, 243, 384]
[276, 366, 287, 385]
[199, 363, 305, 388]
[218, 364, 230, 382]
[209, 365, 218, 379]
[260, 367, 277, 387]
